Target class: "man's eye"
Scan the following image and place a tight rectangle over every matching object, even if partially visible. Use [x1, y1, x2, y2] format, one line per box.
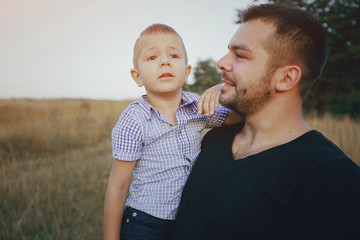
[147, 56, 156, 60]
[236, 54, 245, 58]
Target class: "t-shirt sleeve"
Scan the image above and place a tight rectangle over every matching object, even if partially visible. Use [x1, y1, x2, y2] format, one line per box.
[282, 160, 360, 239]
[111, 112, 143, 161]
[204, 104, 229, 128]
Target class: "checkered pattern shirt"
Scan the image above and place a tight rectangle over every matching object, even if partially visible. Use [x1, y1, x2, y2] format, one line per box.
[111, 91, 229, 220]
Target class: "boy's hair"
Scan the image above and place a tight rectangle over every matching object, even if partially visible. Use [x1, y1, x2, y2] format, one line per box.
[241, 4, 328, 99]
[133, 23, 188, 68]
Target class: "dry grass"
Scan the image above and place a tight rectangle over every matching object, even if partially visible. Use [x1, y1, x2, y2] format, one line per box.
[0, 141, 111, 240]
[0, 98, 133, 240]
[0, 98, 359, 239]
[0, 98, 133, 160]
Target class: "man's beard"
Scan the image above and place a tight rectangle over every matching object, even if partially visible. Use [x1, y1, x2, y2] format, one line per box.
[220, 69, 274, 118]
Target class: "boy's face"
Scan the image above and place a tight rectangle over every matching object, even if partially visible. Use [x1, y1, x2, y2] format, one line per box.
[131, 32, 191, 98]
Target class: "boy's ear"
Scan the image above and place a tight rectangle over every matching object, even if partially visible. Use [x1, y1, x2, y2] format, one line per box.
[275, 65, 302, 92]
[130, 68, 144, 87]
[184, 65, 191, 84]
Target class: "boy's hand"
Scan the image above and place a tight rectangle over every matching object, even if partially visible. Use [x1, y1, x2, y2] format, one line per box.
[198, 83, 223, 116]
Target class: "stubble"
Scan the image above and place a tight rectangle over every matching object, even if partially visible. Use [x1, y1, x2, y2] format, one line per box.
[220, 68, 274, 118]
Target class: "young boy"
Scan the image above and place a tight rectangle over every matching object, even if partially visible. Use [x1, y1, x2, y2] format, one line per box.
[104, 24, 241, 240]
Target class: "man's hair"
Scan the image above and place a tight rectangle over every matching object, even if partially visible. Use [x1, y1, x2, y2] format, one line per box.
[133, 23, 188, 67]
[241, 4, 328, 99]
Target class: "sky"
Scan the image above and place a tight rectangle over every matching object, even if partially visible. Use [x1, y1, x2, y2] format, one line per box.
[0, 0, 264, 100]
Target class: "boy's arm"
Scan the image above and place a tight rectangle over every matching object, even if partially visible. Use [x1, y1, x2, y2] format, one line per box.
[104, 159, 136, 240]
[197, 83, 243, 125]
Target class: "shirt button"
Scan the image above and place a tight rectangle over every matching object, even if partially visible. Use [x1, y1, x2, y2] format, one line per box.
[126, 218, 130, 223]
[132, 212, 137, 217]
[183, 153, 186, 157]
[185, 166, 189, 171]
[169, 124, 173, 128]
[178, 131, 181, 136]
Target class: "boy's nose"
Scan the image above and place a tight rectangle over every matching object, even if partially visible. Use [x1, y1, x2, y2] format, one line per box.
[160, 55, 171, 66]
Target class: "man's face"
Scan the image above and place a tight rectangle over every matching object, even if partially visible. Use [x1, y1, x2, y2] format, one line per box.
[217, 20, 277, 118]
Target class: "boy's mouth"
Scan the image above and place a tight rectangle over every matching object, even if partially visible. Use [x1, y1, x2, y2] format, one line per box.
[159, 73, 174, 78]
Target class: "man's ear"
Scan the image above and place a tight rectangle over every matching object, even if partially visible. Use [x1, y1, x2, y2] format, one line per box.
[130, 68, 144, 87]
[184, 65, 192, 84]
[275, 65, 302, 92]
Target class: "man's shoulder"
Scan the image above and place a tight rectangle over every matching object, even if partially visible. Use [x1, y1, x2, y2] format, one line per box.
[299, 130, 350, 162]
[279, 130, 358, 184]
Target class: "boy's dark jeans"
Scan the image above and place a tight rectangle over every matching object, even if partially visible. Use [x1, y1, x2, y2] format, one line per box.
[120, 206, 175, 240]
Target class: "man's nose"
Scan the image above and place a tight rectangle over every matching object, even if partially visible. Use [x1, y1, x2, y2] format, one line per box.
[217, 53, 231, 72]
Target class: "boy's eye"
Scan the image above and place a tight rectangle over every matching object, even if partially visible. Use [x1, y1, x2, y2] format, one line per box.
[147, 56, 157, 60]
[170, 54, 179, 58]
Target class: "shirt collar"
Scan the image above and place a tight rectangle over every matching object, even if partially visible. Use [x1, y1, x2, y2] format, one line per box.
[181, 91, 197, 106]
[137, 92, 198, 120]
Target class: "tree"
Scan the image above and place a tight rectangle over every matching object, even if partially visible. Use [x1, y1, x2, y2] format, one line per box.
[239, 0, 360, 117]
[183, 58, 222, 94]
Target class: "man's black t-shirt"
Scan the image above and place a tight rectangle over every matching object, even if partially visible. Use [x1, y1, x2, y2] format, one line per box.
[173, 124, 360, 240]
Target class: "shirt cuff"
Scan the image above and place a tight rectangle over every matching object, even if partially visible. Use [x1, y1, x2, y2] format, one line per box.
[206, 105, 229, 128]
[112, 150, 141, 161]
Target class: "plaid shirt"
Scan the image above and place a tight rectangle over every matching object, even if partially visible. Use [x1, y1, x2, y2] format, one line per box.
[111, 91, 229, 219]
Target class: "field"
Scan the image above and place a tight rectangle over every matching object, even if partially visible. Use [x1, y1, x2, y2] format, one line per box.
[0, 98, 359, 240]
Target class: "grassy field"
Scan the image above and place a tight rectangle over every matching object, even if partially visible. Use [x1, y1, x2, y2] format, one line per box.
[0, 98, 359, 240]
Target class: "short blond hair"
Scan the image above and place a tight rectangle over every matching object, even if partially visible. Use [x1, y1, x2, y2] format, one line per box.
[133, 24, 188, 68]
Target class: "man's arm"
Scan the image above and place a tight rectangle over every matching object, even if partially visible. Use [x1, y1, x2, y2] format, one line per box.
[223, 110, 243, 125]
[104, 159, 136, 240]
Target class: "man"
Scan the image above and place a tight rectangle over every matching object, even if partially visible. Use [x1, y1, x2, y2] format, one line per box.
[173, 4, 360, 240]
